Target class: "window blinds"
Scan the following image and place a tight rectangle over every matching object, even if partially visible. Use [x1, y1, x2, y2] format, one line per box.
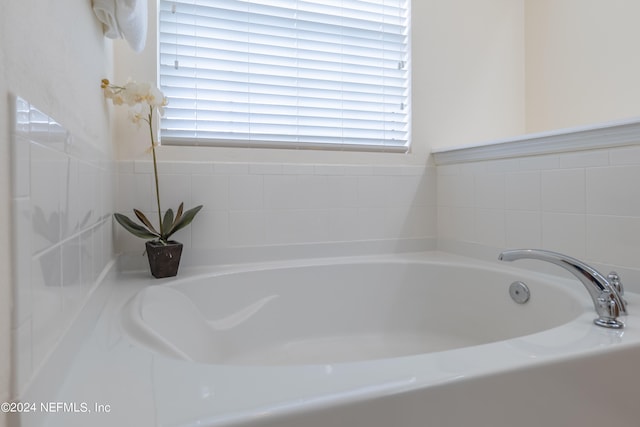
[159, 0, 410, 151]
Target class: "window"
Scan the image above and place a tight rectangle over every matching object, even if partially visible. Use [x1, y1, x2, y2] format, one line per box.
[159, 0, 410, 151]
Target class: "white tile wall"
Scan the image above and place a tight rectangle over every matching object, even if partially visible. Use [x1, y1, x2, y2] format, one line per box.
[10, 97, 115, 396]
[437, 144, 640, 293]
[115, 160, 437, 256]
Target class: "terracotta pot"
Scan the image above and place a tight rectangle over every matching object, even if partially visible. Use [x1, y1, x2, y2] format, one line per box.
[145, 240, 183, 278]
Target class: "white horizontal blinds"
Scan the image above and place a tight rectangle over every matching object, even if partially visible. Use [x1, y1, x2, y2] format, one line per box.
[159, 0, 410, 151]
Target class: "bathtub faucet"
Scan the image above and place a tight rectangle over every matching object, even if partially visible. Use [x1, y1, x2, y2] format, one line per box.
[498, 249, 627, 329]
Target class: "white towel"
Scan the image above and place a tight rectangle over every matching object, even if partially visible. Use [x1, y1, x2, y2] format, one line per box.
[116, 0, 148, 53]
[92, 0, 122, 39]
[92, 0, 147, 52]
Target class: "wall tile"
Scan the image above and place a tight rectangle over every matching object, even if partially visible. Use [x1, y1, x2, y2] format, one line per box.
[518, 154, 559, 171]
[11, 98, 115, 395]
[436, 164, 461, 176]
[373, 165, 407, 176]
[296, 175, 329, 209]
[437, 206, 475, 242]
[30, 144, 64, 254]
[326, 176, 358, 208]
[229, 175, 263, 210]
[314, 164, 346, 175]
[157, 174, 192, 212]
[328, 208, 360, 241]
[434, 143, 640, 294]
[437, 173, 474, 207]
[586, 166, 640, 216]
[80, 230, 95, 290]
[191, 211, 229, 249]
[62, 237, 81, 288]
[481, 158, 520, 173]
[386, 175, 426, 208]
[117, 172, 152, 213]
[344, 165, 374, 176]
[31, 247, 63, 369]
[249, 163, 283, 175]
[282, 164, 315, 175]
[264, 209, 329, 244]
[264, 175, 299, 210]
[505, 171, 540, 211]
[12, 199, 32, 326]
[475, 209, 506, 248]
[586, 215, 640, 266]
[60, 158, 80, 240]
[505, 210, 541, 248]
[171, 161, 212, 175]
[402, 206, 436, 238]
[474, 173, 505, 209]
[357, 208, 388, 240]
[78, 161, 98, 227]
[358, 175, 393, 208]
[117, 161, 436, 254]
[213, 162, 249, 175]
[558, 150, 609, 168]
[229, 211, 265, 246]
[609, 146, 640, 165]
[11, 135, 30, 198]
[541, 213, 586, 258]
[12, 323, 32, 397]
[541, 169, 585, 213]
[192, 174, 229, 211]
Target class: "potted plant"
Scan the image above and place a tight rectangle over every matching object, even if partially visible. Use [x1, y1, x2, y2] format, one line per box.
[101, 78, 202, 278]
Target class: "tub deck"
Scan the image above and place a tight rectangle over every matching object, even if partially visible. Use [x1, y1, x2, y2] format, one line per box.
[23, 252, 640, 427]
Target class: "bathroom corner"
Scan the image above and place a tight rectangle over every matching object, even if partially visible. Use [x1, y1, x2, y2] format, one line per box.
[0, 1, 117, 423]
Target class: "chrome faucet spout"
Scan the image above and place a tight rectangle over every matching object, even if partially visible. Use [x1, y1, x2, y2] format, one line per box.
[499, 249, 627, 329]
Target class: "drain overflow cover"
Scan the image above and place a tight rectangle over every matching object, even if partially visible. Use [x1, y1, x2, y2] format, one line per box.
[509, 281, 530, 304]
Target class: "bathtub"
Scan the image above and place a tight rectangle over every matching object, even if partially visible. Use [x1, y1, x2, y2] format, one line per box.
[49, 252, 640, 427]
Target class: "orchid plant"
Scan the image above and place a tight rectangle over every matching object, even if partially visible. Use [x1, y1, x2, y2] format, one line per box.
[102, 79, 202, 245]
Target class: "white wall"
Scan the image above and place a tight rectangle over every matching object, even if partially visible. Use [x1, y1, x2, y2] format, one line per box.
[1, 0, 114, 410]
[112, 0, 526, 162]
[421, 0, 526, 150]
[425, 0, 640, 149]
[525, 0, 640, 133]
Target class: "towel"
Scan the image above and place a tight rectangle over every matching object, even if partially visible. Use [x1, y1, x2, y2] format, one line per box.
[92, 0, 147, 52]
[92, 0, 121, 39]
[116, 0, 148, 52]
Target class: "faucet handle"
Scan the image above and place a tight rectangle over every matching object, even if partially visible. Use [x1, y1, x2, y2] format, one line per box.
[608, 271, 624, 296]
[595, 291, 625, 329]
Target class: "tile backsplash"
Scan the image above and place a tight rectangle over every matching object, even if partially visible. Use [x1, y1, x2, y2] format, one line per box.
[437, 144, 640, 292]
[10, 97, 115, 395]
[116, 160, 437, 260]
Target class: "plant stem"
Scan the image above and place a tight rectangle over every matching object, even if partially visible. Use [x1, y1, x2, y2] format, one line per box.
[148, 106, 163, 240]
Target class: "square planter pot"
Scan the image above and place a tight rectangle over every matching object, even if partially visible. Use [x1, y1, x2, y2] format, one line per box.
[145, 240, 183, 278]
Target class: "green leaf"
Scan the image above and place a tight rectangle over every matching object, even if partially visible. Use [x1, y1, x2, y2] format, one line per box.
[114, 213, 159, 240]
[162, 209, 174, 238]
[134, 209, 158, 235]
[172, 202, 184, 229]
[165, 205, 203, 240]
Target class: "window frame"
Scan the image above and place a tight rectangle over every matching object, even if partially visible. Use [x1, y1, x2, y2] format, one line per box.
[158, 0, 412, 153]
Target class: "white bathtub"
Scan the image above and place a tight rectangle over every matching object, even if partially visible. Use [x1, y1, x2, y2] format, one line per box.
[49, 252, 640, 427]
[121, 259, 585, 366]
